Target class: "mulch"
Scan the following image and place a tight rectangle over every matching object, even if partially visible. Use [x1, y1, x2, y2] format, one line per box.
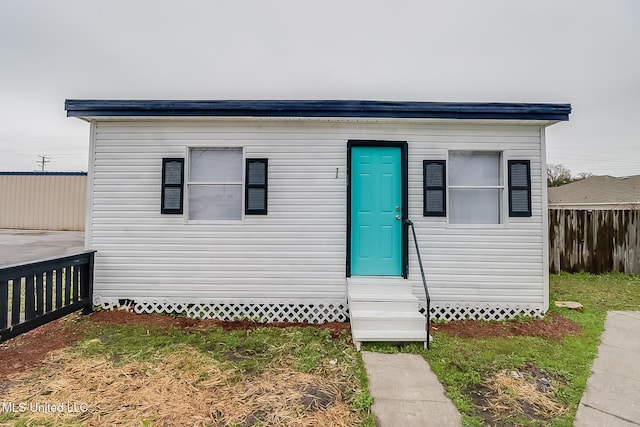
[87, 309, 352, 338]
[433, 312, 582, 340]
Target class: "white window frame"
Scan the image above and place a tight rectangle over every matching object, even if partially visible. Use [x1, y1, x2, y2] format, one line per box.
[447, 150, 506, 227]
[185, 146, 245, 224]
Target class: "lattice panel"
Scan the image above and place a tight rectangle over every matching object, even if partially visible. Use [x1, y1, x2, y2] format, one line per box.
[419, 302, 544, 321]
[95, 297, 349, 323]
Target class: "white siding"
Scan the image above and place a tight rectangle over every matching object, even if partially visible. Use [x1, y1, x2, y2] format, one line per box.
[88, 119, 546, 319]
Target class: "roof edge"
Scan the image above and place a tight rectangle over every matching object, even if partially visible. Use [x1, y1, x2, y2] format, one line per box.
[65, 100, 571, 121]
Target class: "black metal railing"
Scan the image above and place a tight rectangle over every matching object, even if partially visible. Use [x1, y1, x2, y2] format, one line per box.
[405, 219, 431, 349]
[0, 251, 96, 342]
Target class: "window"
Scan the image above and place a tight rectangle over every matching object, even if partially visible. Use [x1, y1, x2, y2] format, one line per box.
[188, 148, 243, 220]
[508, 160, 532, 217]
[448, 151, 503, 224]
[423, 160, 446, 216]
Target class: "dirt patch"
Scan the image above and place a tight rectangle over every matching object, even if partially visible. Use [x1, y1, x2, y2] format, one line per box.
[433, 312, 582, 339]
[0, 314, 85, 377]
[472, 362, 567, 426]
[300, 385, 335, 410]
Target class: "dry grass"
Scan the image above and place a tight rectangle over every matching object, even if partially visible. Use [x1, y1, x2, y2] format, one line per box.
[1, 344, 360, 426]
[484, 369, 567, 420]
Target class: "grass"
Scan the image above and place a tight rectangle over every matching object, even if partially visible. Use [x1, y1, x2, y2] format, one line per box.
[365, 272, 640, 426]
[0, 321, 375, 426]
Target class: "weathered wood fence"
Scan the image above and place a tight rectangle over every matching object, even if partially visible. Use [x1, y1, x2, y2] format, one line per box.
[549, 209, 640, 274]
[0, 251, 96, 342]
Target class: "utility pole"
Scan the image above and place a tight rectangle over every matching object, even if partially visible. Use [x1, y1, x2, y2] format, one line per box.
[37, 155, 50, 171]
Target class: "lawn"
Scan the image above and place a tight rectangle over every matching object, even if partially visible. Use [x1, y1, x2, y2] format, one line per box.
[1, 273, 637, 426]
[365, 272, 640, 426]
[0, 313, 375, 427]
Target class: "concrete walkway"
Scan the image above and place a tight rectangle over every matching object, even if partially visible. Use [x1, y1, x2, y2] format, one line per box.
[362, 351, 461, 427]
[575, 311, 640, 426]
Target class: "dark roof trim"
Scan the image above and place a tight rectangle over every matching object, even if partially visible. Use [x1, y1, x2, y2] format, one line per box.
[0, 172, 87, 176]
[65, 100, 571, 121]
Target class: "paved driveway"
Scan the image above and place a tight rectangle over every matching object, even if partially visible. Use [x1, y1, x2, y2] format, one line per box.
[0, 229, 85, 266]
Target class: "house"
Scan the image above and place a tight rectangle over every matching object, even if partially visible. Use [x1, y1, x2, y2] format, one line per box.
[66, 99, 570, 348]
[548, 175, 640, 209]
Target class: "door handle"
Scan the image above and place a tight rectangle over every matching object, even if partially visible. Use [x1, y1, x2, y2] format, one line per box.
[396, 215, 402, 220]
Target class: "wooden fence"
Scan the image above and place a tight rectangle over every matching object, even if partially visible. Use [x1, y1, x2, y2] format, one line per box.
[549, 209, 640, 274]
[0, 251, 95, 342]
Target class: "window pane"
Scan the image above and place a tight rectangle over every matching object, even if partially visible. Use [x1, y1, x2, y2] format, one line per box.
[190, 148, 242, 182]
[188, 184, 242, 220]
[449, 151, 501, 186]
[450, 189, 501, 224]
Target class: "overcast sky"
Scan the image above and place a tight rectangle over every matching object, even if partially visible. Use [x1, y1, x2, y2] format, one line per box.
[1, 1, 638, 176]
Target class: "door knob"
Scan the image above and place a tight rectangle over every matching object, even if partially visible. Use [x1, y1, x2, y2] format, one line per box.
[396, 215, 401, 220]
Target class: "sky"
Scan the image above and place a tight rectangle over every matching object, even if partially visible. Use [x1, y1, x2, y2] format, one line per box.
[0, 1, 638, 176]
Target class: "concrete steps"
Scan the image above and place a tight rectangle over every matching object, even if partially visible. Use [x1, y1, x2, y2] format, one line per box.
[347, 276, 428, 350]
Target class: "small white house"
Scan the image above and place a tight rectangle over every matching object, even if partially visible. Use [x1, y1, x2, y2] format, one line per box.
[67, 100, 570, 347]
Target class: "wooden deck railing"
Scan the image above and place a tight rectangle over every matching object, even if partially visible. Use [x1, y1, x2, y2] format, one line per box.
[0, 251, 96, 342]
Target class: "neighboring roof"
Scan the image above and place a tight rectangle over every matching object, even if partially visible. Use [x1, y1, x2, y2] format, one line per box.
[548, 175, 640, 206]
[0, 171, 87, 176]
[65, 100, 571, 121]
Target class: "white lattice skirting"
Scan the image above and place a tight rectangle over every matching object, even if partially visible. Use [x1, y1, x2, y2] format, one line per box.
[95, 297, 349, 323]
[95, 297, 544, 323]
[420, 302, 545, 321]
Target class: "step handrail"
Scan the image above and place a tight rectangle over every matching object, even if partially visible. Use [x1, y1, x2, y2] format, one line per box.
[405, 219, 431, 349]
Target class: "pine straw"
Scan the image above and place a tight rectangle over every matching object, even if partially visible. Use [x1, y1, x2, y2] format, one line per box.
[0, 345, 360, 426]
[484, 370, 567, 420]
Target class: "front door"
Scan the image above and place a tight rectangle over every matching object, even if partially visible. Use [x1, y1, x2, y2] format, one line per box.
[350, 146, 403, 275]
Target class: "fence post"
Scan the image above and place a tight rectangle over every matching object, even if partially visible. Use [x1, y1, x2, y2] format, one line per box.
[81, 252, 95, 315]
[25, 275, 35, 320]
[0, 279, 7, 330]
[11, 278, 21, 325]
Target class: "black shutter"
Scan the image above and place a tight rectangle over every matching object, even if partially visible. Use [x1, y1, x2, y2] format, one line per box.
[161, 158, 184, 214]
[245, 158, 268, 215]
[423, 160, 446, 217]
[508, 160, 531, 217]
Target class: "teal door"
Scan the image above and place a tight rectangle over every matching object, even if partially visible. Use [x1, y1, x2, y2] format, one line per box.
[350, 146, 403, 275]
